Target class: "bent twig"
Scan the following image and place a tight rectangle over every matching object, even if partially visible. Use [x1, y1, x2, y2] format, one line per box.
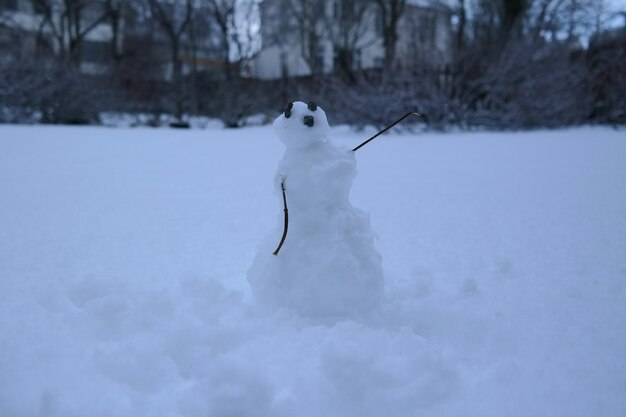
[352, 111, 424, 152]
[272, 181, 289, 256]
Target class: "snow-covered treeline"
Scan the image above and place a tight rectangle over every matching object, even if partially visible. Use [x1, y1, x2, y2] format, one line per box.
[0, 0, 624, 128]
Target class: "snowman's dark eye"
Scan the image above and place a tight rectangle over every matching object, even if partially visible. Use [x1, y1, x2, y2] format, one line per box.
[303, 115, 314, 127]
[308, 101, 317, 111]
[284, 102, 293, 118]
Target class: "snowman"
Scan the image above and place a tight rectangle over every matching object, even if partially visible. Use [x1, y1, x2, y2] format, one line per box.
[247, 101, 386, 319]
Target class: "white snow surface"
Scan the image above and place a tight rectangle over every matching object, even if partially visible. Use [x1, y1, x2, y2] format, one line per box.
[248, 102, 384, 318]
[1, 124, 625, 417]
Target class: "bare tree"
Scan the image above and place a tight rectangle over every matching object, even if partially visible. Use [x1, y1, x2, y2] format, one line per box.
[371, 0, 407, 70]
[284, 0, 329, 75]
[146, 0, 194, 121]
[470, 0, 531, 48]
[30, 0, 113, 65]
[198, 0, 266, 127]
[455, 0, 466, 53]
[204, 0, 236, 79]
[528, 0, 613, 42]
[105, 0, 126, 64]
[324, 0, 375, 80]
[0, 0, 115, 123]
[204, 0, 257, 79]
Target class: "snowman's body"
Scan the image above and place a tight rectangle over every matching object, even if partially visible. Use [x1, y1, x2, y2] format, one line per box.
[247, 102, 384, 318]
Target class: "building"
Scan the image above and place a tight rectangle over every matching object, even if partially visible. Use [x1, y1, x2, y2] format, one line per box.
[0, 0, 226, 79]
[252, 0, 454, 79]
[0, 0, 115, 74]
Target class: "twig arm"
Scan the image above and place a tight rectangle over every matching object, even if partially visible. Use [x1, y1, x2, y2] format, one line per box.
[272, 181, 289, 256]
[351, 111, 424, 152]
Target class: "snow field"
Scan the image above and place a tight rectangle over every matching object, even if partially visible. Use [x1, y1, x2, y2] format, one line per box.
[1, 124, 625, 416]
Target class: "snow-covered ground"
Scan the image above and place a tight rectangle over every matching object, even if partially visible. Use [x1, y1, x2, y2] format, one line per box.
[1, 124, 625, 417]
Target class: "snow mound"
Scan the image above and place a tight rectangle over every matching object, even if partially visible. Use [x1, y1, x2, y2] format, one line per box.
[0, 274, 456, 417]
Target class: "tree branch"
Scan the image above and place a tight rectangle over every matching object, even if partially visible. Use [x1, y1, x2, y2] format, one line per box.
[352, 111, 424, 152]
[272, 180, 289, 256]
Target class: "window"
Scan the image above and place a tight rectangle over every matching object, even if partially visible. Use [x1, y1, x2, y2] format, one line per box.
[34, 1, 48, 15]
[333, 0, 340, 19]
[314, 45, 325, 72]
[375, 9, 383, 36]
[333, 47, 351, 71]
[280, 50, 288, 77]
[418, 15, 432, 45]
[81, 40, 111, 63]
[353, 49, 361, 69]
[1, 0, 19, 11]
[0, 31, 14, 49]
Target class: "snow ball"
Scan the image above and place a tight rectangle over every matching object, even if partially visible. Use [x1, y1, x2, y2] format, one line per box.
[273, 101, 331, 149]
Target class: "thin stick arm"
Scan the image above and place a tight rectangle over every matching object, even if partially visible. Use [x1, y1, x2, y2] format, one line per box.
[272, 181, 289, 256]
[351, 111, 424, 152]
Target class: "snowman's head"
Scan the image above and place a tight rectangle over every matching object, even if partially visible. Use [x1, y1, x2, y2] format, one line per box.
[273, 101, 330, 149]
